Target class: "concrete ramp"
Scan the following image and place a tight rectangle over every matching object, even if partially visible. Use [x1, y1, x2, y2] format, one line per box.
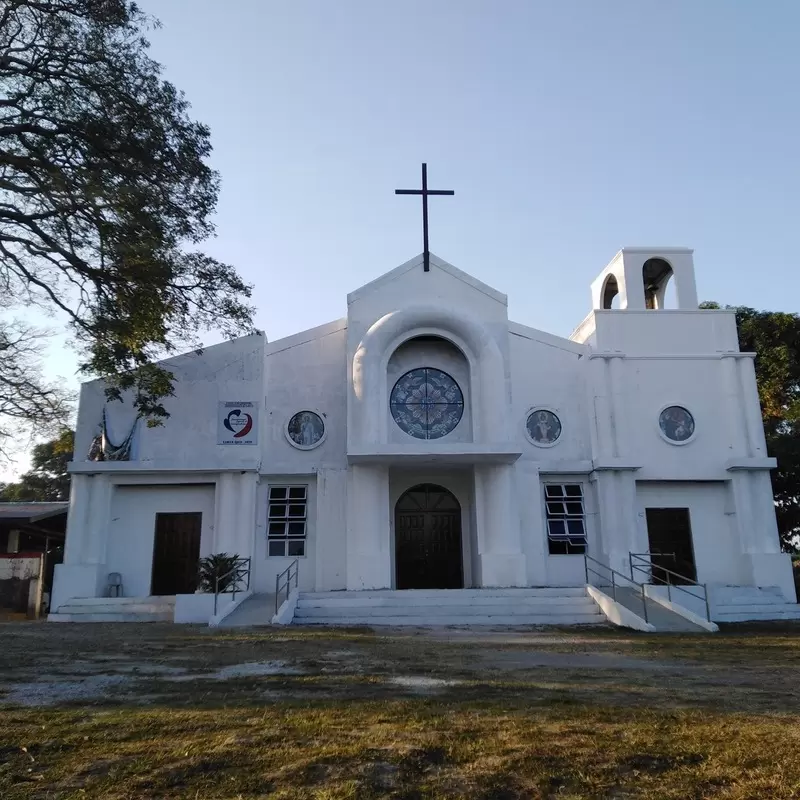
[613, 587, 708, 632]
[218, 593, 276, 627]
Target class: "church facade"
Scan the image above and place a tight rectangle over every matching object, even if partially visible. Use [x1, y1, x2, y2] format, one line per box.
[51, 249, 797, 616]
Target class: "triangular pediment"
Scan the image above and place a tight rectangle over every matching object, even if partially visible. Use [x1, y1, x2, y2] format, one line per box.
[347, 253, 507, 307]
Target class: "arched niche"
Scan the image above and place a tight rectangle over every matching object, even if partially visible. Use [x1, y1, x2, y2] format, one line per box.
[351, 306, 508, 446]
[387, 335, 472, 443]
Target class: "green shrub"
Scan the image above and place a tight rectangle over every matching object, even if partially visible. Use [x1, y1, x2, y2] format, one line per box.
[197, 553, 241, 593]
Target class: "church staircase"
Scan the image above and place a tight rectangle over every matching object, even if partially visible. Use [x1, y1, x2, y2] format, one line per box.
[292, 587, 604, 626]
[710, 586, 800, 623]
[48, 596, 176, 623]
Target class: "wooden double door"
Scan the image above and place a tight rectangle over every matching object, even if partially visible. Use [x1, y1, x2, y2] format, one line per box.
[150, 512, 202, 596]
[395, 484, 463, 590]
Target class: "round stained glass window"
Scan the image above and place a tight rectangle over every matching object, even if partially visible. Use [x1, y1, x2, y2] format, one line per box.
[390, 367, 464, 440]
[659, 405, 695, 443]
[526, 409, 562, 446]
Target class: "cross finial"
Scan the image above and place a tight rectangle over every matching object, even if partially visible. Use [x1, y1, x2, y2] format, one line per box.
[395, 163, 454, 272]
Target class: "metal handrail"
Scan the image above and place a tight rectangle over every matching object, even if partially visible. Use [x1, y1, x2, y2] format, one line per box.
[275, 558, 299, 615]
[213, 557, 251, 616]
[629, 552, 711, 622]
[584, 554, 649, 623]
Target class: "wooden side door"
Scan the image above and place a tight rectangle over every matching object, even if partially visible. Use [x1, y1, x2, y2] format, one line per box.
[645, 507, 697, 584]
[150, 512, 202, 596]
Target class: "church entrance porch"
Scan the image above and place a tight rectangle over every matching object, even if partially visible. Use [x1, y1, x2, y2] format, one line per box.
[395, 483, 463, 590]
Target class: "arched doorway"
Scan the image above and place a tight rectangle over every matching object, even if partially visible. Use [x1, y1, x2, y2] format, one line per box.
[395, 484, 463, 590]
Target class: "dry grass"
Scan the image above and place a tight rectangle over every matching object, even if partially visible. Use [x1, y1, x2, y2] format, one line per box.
[1, 622, 799, 798]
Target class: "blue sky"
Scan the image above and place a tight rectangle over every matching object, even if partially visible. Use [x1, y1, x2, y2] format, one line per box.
[135, 0, 799, 341]
[7, 0, 800, 474]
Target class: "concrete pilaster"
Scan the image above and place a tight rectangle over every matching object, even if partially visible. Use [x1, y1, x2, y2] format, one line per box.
[592, 469, 641, 576]
[477, 463, 526, 587]
[347, 464, 391, 589]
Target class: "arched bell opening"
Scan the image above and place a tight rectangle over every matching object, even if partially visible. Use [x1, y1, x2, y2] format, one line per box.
[601, 274, 620, 309]
[643, 257, 674, 310]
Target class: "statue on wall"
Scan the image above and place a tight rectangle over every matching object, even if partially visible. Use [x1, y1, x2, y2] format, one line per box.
[88, 408, 138, 461]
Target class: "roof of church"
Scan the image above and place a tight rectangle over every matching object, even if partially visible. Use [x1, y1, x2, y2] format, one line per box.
[346, 253, 508, 307]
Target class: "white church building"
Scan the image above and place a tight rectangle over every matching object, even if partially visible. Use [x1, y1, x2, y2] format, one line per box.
[50, 248, 799, 627]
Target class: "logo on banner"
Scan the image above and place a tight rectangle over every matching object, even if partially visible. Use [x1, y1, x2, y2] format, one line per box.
[218, 401, 258, 445]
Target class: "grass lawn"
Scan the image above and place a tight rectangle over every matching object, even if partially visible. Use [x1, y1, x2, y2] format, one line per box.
[1, 622, 800, 798]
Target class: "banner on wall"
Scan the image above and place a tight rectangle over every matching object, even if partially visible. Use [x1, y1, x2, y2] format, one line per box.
[218, 401, 258, 445]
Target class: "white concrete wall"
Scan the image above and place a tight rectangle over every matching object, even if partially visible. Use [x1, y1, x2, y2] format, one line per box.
[602, 355, 765, 479]
[0, 555, 40, 581]
[59, 253, 787, 602]
[74, 335, 265, 469]
[347, 255, 513, 450]
[508, 325, 591, 466]
[634, 481, 748, 586]
[590, 309, 739, 355]
[315, 468, 348, 590]
[105, 484, 216, 597]
[262, 321, 348, 473]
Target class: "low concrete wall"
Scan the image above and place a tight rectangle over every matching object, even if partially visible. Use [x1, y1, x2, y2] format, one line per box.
[51, 563, 105, 610]
[175, 591, 248, 625]
[210, 591, 253, 627]
[586, 585, 655, 632]
[644, 586, 719, 632]
[0, 554, 43, 616]
[174, 593, 216, 624]
[272, 589, 299, 625]
[644, 584, 708, 619]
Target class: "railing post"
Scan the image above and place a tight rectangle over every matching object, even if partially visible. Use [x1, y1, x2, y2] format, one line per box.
[667, 582, 671, 603]
[641, 586, 648, 623]
[611, 570, 616, 601]
[584, 555, 589, 584]
[704, 583, 711, 622]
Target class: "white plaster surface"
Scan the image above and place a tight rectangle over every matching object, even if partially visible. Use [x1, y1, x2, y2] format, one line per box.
[53, 250, 793, 617]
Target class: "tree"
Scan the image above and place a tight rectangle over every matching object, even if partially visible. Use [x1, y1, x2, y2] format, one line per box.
[0, 1, 254, 450]
[0, 317, 71, 456]
[700, 302, 800, 550]
[0, 427, 73, 500]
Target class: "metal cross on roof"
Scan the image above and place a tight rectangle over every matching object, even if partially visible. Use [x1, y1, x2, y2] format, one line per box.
[395, 163, 454, 272]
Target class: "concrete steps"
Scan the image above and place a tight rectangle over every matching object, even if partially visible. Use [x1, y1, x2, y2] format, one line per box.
[293, 588, 604, 626]
[49, 596, 176, 623]
[711, 586, 800, 623]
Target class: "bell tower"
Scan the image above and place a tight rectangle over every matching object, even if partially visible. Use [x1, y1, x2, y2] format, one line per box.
[590, 247, 699, 311]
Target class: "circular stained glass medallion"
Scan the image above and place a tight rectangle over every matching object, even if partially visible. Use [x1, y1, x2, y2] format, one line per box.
[286, 410, 325, 449]
[526, 409, 562, 446]
[659, 405, 695, 443]
[390, 367, 464, 440]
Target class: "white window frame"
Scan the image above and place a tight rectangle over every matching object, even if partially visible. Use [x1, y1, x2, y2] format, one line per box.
[267, 484, 308, 558]
[543, 482, 587, 555]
